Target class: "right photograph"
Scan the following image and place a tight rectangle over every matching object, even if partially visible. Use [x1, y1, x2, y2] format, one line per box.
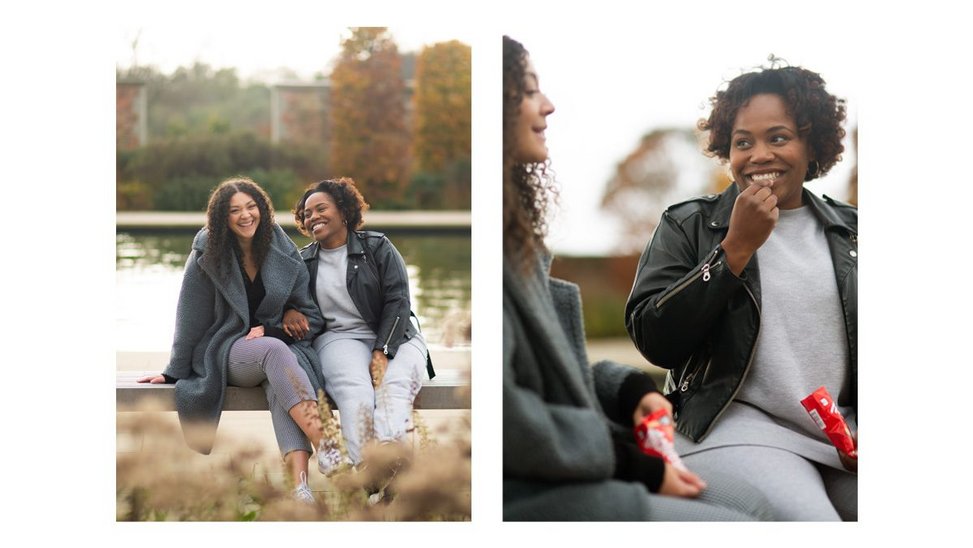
[502, 34, 857, 521]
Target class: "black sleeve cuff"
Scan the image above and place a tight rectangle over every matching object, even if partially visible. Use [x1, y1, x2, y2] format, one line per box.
[162, 373, 177, 384]
[263, 324, 296, 345]
[618, 371, 660, 426]
[612, 438, 665, 493]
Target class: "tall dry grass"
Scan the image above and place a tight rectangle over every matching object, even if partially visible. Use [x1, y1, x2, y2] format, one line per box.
[117, 394, 470, 521]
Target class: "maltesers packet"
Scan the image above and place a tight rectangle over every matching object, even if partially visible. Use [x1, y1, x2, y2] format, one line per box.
[634, 409, 687, 471]
[800, 386, 857, 458]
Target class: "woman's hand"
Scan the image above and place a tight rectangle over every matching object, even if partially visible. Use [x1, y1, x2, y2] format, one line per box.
[370, 350, 389, 388]
[245, 326, 265, 340]
[136, 374, 167, 384]
[633, 391, 673, 427]
[282, 309, 310, 340]
[659, 463, 707, 498]
[839, 431, 858, 473]
[722, 180, 779, 275]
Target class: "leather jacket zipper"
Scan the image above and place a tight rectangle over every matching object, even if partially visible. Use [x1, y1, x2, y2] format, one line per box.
[655, 247, 723, 311]
[382, 316, 400, 355]
[697, 280, 761, 440]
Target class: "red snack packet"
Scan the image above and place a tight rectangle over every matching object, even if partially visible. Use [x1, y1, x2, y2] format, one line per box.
[800, 386, 857, 459]
[634, 409, 687, 471]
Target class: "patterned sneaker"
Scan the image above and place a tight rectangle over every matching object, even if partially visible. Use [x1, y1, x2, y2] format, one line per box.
[293, 471, 314, 504]
[317, 437, 345, 476]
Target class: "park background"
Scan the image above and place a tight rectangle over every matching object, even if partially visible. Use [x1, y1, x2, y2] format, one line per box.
[4, 0, 973, 544]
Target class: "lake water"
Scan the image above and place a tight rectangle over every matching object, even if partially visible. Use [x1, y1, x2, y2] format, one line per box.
[116, 230, 471, 353]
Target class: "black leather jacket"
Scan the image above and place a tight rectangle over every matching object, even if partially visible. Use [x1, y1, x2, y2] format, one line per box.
[625, 185, 857, 442]
[300, 230, 434, 377]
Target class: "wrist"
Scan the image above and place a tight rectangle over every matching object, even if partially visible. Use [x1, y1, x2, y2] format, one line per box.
[720, 237, 752, 276]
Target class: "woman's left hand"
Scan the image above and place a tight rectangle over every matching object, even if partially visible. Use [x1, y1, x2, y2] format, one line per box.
[245, 326, 264, 340]
[370, 350, 389, 388]
[633, 391, 673, 427]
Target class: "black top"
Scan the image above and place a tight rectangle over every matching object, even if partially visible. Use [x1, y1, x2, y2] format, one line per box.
[162, 258, 294, 384]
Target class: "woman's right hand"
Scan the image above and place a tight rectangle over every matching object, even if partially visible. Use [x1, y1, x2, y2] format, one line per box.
[659, 463, 707, 498]
[722, 180, 779, 275]
[136, 374, 167, 384]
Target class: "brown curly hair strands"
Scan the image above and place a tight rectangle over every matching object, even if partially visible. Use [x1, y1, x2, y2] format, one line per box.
[503, 35, 558, 273]
[204, 177, 276, 279]
[292, 177, 370, 237]
[698, 60, 847, 182]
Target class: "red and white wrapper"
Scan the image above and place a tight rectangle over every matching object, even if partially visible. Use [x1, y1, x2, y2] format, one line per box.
[800, 386, 857, 459]
[634, 409, 688, 471]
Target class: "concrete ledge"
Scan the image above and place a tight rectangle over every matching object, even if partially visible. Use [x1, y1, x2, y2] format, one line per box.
[118, 368, 470, 411]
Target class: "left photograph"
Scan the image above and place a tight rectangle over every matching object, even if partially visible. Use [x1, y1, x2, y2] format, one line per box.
[115, 25, 471, 521]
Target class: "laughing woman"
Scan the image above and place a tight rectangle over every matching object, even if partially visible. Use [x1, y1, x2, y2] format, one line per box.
[625, 61, 858, 520]
[284, 177, 432, 482]
[138, 177, 333, 503]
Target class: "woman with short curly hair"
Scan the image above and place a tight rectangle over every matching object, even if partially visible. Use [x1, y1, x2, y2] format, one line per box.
[285, 177, 432, 501]
[626, 60, 858, 520]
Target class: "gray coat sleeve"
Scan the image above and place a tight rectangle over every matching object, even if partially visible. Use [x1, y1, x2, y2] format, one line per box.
[502, 297, 616, 482]
[164, 249, 215, 379]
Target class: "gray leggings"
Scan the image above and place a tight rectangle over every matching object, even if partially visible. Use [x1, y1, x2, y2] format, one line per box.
[227, 336, 317, 456]
[683, 445, 858, 521]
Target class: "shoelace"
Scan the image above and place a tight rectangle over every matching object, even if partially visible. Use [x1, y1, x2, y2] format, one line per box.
[294, 471, 313, 502]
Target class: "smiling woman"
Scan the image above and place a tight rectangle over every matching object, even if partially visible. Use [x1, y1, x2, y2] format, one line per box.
[136, 176, 338, 503]
[626, 61, 858, 521]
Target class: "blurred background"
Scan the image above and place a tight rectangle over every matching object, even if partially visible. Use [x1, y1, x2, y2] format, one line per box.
[504, 27, 858, 378]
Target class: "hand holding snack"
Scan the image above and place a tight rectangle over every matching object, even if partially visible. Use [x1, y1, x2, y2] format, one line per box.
[634, 409, 688, 471]
[801, 386, 857, 468]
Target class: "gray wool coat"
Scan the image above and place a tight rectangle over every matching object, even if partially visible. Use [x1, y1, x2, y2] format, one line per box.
[163, 224, 325, 454]
[503, 253, 657, 520]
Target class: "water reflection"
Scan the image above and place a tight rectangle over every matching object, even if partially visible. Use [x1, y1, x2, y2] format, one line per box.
[116, 231, 471, 351]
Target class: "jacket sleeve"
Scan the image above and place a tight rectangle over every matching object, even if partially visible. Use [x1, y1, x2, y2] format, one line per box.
[163, 249, 216, 380]
[502, 300, 616, 482]
[624, 210, 746, 369]
[592, 361, 659, 427]
[373, 236, 412, 358]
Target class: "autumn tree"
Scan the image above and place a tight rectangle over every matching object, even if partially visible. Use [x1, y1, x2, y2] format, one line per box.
[329, 27, 411, 208]
[409, 41, 472, 209]
[600, 128, 723, 254]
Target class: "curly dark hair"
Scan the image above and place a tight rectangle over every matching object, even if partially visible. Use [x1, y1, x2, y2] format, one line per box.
[503, 35, 558, 272]
[698, 58, 847, 181]
[293, 177, 370, 236]
[204, 177, 276, 278]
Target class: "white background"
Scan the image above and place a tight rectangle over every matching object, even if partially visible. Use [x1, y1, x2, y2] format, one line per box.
[3, 0, 972, 544]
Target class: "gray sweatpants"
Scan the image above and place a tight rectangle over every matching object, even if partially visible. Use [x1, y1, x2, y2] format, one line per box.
[314, 333, 427, 464]
[226, 336, 317, 456]
[682, 445, 858, 521]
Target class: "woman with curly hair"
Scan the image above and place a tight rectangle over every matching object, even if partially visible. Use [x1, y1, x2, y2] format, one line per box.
[502, 35, 772, 521]
[138, 177, 334, 504]
[284, 177, 432, 498]
[625, 61, 858, 520]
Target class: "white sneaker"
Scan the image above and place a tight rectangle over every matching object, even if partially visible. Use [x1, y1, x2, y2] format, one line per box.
[317, 437, 345, 476]
[293, 471, 314, 504]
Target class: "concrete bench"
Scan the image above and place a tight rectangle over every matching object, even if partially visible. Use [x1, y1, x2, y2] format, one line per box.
[117, 368, 470, 411]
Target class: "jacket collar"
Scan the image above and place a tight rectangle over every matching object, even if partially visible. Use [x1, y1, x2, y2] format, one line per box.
[300, 229, 359, 262]
[706, 185, 856, 236]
